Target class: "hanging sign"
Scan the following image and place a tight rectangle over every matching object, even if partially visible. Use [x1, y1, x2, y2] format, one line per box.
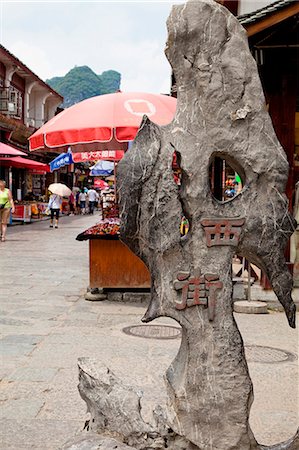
[72, 150, 124, 163]
[50, 150, 74, 172]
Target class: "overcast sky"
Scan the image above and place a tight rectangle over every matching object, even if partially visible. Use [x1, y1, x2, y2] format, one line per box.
[0, 0, 272, 94]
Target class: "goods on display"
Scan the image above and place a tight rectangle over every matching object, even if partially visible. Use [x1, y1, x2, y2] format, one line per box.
[77, 218, 120, 240]
[101, 190, 119, 219]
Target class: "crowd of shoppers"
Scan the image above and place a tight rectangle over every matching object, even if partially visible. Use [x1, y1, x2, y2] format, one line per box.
[77, 187, 100, 215]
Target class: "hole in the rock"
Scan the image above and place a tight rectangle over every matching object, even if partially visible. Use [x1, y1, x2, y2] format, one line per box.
[209, 155, 245, 202]
[172, 150, 190, 237]
[172, 151, 181, 186]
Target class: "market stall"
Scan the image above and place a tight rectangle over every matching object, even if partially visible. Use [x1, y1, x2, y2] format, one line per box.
[0, 156, 50, 222]
[29, 92, 177, 289]
[76, 219, 151, 289]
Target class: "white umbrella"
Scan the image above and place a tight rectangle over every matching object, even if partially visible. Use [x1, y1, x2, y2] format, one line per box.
[48, 183, 72, 197]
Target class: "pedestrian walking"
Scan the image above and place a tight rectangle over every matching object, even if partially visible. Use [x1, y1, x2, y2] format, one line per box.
[78, 190, 86, 214]
[75, 190, 80, 215]
[68, 191, 75, 215]
[47, 192, 62, 228]
[0, 179, 15, 242]
[87, 187, 98, 215]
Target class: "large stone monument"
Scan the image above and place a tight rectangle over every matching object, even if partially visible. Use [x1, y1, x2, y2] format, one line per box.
[64, 1, 298, 449]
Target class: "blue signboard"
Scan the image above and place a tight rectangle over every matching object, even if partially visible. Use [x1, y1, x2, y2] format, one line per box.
[50, 150, 73, 172]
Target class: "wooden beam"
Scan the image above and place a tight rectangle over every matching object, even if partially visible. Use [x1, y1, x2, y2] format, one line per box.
[217, 1, 239, 16]
[244, 2, 299, 37]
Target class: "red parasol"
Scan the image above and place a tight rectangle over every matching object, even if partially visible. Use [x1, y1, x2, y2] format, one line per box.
[29, 92, 176, 153]
[94, 179, 109, 190]
[0, 156, 49, 172]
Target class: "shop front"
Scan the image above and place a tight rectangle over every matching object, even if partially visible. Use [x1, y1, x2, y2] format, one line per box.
[0, 156, 50, 222]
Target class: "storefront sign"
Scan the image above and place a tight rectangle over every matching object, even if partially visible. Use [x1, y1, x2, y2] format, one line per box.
[72, 150, 124, 163]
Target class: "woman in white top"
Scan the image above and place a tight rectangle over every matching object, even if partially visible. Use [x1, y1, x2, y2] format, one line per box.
[78, 191, 86, 215]
[48, 192, 62, 228]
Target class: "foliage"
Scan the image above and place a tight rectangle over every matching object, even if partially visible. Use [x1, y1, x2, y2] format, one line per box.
[46, 66, 121, 108]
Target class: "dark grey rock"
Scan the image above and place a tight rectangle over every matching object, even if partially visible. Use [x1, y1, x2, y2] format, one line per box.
[76, 358, 196, 450]
[106, 292, 123, 302]
[84, 291, 107, 302]
[90, 288, 104, 295]
[116, 1, 297, 449]
[61, 433, 136, 449]
[122, 293, 150, 304]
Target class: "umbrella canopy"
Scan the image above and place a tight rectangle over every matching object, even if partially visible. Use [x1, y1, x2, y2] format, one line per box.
[29, 92, 177, 152]
[0, 142, 27, 157]
[0, 156, 49, 172]
[90, 160, 114, 176]
[48, 183, 72, 197]
[94, 179, 109, 190]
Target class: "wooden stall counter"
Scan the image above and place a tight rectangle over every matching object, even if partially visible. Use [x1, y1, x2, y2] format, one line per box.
[76, 220, 151, 289]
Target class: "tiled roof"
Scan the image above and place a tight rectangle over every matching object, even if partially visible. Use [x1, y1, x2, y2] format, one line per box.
[238, 0, 295, 25]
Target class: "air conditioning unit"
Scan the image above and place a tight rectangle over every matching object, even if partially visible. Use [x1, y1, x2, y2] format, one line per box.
[8, 102, 15, 112]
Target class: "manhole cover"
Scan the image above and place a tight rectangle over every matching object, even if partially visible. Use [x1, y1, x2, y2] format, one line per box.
[123, 325, 181, 340]
[245, 345, 297, 364]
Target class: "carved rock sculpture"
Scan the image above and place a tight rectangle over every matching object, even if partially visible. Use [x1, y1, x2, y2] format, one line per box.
[64, 1, 298, 449]
[66, 358, 197, 450]
[116, 0, 297, 449]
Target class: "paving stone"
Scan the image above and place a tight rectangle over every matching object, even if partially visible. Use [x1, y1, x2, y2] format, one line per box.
[0, 317, 31, 326]
[0, 334, 43, 345]
[7, 367, 58, 382]
[0, 398, 45, 420]
[0, 418, 82, 449]
[0, 342, 36, 357]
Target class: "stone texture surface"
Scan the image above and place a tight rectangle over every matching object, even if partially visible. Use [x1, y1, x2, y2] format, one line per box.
[84, 291, 107, 302]
[76, 358, 196, 449]
[116, 1, 297, 449]
[62, 433, 136, 450]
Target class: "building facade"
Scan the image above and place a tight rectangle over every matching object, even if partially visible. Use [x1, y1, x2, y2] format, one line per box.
[0, 44, 63, 202]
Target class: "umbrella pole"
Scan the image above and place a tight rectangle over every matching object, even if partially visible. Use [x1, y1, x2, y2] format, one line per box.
[114, 160, 117, 204]
[8, 166, 12, 191]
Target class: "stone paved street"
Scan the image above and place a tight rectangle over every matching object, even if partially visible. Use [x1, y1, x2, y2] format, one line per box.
[0, 215, 298, 449]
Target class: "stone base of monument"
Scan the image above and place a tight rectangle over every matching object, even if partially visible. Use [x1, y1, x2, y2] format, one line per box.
[84, 288, 107, 302]
[61, 433, 135, 450]
[107, 291, 150, 304]
[234, 300, 268, 314]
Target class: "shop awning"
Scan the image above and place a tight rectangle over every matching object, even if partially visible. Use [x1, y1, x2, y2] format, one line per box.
[0, 142, 27, 157]
[0, 156, 50, 172]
